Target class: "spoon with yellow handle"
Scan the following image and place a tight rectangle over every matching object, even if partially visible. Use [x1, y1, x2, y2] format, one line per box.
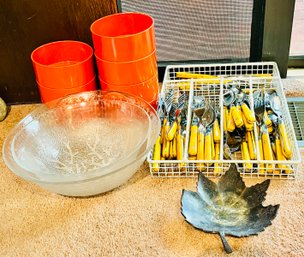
[195, 103, 216, 167]
[269, 92, 292, 159]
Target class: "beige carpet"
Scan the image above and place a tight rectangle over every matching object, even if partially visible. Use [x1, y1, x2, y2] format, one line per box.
[1, 92, 304, 256]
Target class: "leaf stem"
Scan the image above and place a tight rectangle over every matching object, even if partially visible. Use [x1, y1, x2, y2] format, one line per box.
[219, 232, 233, 254]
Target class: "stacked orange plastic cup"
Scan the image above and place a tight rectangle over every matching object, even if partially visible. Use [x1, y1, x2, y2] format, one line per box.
[91, 13, 159, 109]
[31, 41, 97, 103]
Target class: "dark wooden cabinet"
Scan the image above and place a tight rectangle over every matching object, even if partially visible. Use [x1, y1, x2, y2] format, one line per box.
[0, 0, 117, 104]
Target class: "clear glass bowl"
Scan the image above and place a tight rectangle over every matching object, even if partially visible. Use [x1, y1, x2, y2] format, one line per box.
[3, 91, 160, 196]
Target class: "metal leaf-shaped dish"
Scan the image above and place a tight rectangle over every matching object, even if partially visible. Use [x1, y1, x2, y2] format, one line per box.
[181, 164, 279, 253]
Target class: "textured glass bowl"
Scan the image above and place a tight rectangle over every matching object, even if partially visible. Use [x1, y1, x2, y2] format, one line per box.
[3, 91, 160, 196]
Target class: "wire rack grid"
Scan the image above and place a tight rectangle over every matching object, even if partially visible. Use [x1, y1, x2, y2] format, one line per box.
[147, 62, 301, 179]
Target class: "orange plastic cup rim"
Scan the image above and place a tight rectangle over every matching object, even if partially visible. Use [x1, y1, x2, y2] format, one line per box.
[37, 76, 96, 90]
[31, 40, 93, 68]
[90, 12, 154, 39]
[95, 49, 156, 64]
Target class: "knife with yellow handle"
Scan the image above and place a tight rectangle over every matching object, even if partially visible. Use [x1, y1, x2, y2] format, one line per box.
[246, 131, 257, 160]
[214, 143, 221, 174]
[231, 105, 244, 128]
[241, 111, 254, 131]
[227, 108, 236, 132]
[196, 130, 205, 171]
[188, 116, 199, 156]
[213, 118, 221, 143]
[204, 130, 212, 166]
[278, 119, 292, 159]
[241, 102, 256, 123]
[275, 134, 292, 174]
[152, 136, 161, 171]
[261, 126, 275, 173]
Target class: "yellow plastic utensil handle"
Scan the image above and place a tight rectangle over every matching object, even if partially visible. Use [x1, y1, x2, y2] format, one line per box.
[258, 138, 265, 173]
[213, 118, 221, 143]
[169, 140, 174, 159]
[176, 132, 183, 161]
[279, 120, 292, 159]
[268, 125, 274, 134]
[197, 131, 205, 171]
[241, 103, 256, 123]
[241, 111, 254, 131]
[211, 131, 215, 160]
[275, 137, 292, 174]
[204, 131, 212, 166]
[172, 135, 177, 158]
[160, 117, 167, 144]
[227, 108, 236, 132]
[162, 135, 170, 159]
[167, 121, 177, 141]
[231, 105, 244, 128]
[262, 130, 275, 173]
[246, 131, 257, 160]
[241, 141, 252, 171]
[214, 143, 221, 173]
[176, 72, 218, 79]
[271, 142, 276, 158]
[264, 111, 272, 127]
[188, 125, 198, 156]
[152, 136, 161, 171]
[197, 131, 205, 160]
[188, 155, 197, 160]
[224, 106, 228, 133]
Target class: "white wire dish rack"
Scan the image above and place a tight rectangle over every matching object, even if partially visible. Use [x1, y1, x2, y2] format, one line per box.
[147, 62, 301, 179]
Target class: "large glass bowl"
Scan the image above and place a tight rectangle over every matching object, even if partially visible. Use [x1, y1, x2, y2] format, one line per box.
[3, 91, 160, 196]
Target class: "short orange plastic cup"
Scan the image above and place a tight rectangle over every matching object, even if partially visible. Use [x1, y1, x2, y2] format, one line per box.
[37, 77, 97, 103]
[91, 12, 156, 61]
[31, 41, 95, 89]
[99, 75, 159, 104]
[95, 51, 157, 85]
